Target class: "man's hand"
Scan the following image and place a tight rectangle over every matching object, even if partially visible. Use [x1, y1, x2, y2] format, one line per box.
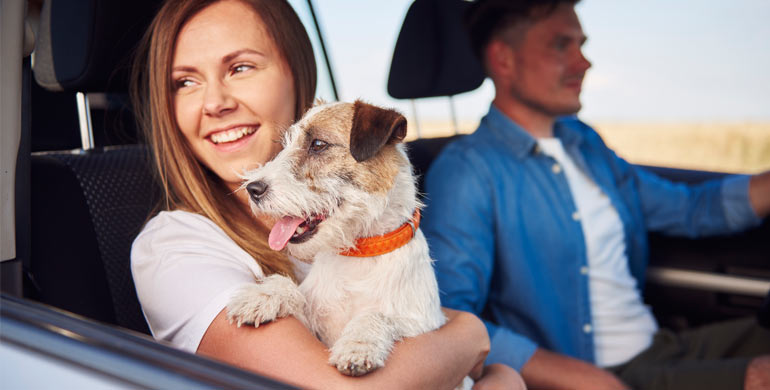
[749, 171, 770, 218]
[473, 363, 527, 390]
[745, 355, 770, 390]
[521, 348, 629, 390]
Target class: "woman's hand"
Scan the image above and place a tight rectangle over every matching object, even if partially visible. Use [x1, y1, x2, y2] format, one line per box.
[472, 364, 527, 390]
[442, 307, 491, 381]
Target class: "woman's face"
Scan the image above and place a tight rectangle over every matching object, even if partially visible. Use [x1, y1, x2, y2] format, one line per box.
[171, 0, 296, 193]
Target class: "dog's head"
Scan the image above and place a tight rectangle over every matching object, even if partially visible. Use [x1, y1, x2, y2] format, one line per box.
[241, 100, 416, 260]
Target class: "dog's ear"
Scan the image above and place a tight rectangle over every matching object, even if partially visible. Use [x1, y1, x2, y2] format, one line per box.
[349, 100, 407, 162]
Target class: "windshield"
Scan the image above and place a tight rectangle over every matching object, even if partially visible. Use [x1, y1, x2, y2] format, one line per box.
[316, 0, 770, 174]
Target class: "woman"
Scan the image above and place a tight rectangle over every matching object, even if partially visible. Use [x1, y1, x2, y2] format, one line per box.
[130, 0, 524, 388]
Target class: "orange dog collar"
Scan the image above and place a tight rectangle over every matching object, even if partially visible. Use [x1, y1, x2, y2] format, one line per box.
[340, 209, 421, 257]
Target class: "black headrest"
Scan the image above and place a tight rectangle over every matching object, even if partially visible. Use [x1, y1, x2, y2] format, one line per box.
[387, 0, 485, 99]
[33, 0, 161, 92]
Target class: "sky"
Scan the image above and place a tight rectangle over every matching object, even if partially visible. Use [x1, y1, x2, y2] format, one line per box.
[295, 0, 770, 124]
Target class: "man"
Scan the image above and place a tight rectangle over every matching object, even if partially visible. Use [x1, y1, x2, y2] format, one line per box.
[422, 1, 770, 389]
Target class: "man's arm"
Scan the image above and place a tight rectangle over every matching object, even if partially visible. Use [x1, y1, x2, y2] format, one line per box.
[473, 363, 527, 390]
[749, 170, 770, 218]
[422, 148, 537, 372]
[422, 147, 495, 317]
[521, 348, 629, 390]
[596, 134, 763, 237]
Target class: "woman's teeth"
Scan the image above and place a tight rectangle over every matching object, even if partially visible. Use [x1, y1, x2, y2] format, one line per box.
[210, 126, 256, 144]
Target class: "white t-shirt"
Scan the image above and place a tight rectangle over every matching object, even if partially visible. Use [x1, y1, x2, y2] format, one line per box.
[538, 138, 658, 367]
[131, 210, 307, 352]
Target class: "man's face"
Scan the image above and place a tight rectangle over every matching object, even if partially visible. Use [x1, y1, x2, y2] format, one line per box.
[504, 4, 591, 117]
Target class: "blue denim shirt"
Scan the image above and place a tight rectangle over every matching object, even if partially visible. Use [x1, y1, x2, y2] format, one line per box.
[422, 105, 760, 371]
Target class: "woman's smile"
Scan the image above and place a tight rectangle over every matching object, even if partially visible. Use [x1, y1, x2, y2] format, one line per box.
[208, 124, 258, 145]
[205, 123, 261, 155]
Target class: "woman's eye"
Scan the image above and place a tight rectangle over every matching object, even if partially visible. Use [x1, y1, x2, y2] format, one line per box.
[232, 64, 253, 74]
[309, 139, 329, 153]
[174, 78, 195, 90]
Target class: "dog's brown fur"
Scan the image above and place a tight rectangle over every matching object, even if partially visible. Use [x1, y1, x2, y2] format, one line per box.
[285, 101, 408, 196]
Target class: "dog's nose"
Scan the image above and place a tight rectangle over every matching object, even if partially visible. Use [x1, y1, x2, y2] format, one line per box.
[247, 181, 268, 201]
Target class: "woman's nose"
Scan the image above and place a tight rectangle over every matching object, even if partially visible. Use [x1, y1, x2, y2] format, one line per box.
[202, 81, 236, 116]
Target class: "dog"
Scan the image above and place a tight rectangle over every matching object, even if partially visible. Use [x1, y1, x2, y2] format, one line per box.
[226, 100, 472, 388]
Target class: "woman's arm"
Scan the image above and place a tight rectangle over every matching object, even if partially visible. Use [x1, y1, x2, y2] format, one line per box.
[198, 308, 489, 390]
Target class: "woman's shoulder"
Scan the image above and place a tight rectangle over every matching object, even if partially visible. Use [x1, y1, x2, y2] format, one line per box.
[143, 209, 220, 231]
[131, 210, 253, 268]
[137, 210, 229, 245]
[131, 210, 265, 351]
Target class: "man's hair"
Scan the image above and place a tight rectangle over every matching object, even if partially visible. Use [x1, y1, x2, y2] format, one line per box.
[465, 0, 580, 60]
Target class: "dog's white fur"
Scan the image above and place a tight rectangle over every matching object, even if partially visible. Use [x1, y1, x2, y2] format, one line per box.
[227, 102, 470, 387]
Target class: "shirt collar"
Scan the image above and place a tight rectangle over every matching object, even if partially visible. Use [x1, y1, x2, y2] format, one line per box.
[482, 104, 583, 159]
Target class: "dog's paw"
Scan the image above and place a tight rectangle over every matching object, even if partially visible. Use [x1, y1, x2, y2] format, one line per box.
[226, 274, 306, 327]
[328, 339, 388, 377]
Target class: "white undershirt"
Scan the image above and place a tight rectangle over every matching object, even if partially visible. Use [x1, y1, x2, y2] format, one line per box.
[538, 138, 658, 367]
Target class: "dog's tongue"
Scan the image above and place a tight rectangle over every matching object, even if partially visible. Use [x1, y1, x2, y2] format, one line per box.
[269, 216, 305, 251]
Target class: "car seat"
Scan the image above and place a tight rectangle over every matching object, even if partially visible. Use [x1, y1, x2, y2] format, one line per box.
[26, 0, 162, 335]
[388, 0, 485, 194]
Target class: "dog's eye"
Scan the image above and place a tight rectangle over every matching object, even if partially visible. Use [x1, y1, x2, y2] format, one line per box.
[309, 139, 329, 153]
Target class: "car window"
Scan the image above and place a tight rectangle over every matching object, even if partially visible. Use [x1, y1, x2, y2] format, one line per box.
[578, 1, 770, 174]
[288, 0, 338, 102]
[315, 0, 495, 140]
[315, 0, 770, 174]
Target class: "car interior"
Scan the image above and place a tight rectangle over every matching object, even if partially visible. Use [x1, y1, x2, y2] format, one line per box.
[24, 0, 158, 335]
[2, 0, 769, 386]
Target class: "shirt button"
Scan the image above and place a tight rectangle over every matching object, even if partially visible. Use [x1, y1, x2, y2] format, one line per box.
[552, 163, 562, 174]
[580, 266, 588, 275]
[572, 211, 580, 221]
[583, 324, 593, 333]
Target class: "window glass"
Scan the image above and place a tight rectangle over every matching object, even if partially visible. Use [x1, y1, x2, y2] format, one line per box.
[578, 1, 770, 174]
[288, 0, 337, 102]
[314, 0, 769, 173]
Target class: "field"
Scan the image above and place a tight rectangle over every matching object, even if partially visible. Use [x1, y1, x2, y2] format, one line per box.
[407, 120, 770, 174]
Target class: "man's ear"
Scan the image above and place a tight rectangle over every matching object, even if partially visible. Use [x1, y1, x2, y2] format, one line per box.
[485, 39, 515, 80]
[349, 100, 407, 162]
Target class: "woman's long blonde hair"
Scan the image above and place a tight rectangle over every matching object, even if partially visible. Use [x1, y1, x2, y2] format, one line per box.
[131, 0, 317, 278]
